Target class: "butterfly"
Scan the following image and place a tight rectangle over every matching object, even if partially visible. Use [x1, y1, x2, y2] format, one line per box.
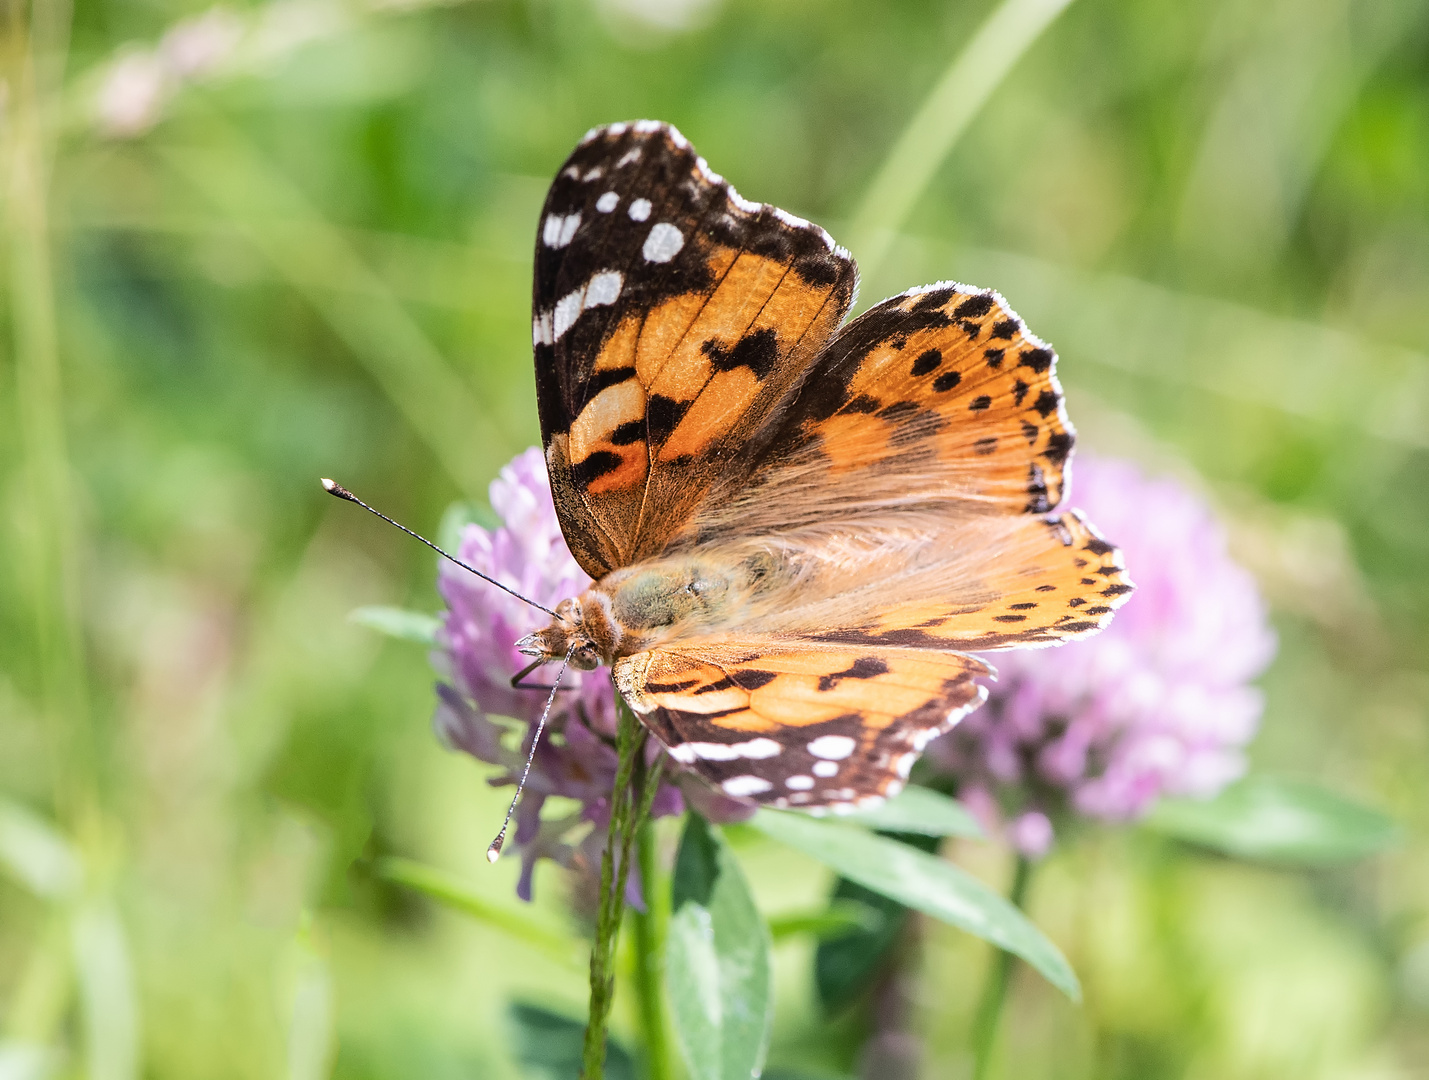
[516, 119, 1133, 814]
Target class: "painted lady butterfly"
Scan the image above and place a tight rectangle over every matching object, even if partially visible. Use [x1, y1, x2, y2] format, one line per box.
[517, 120, 1133, 813]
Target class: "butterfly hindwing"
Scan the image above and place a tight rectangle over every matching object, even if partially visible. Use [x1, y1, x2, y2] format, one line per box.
[533, 121, 859, 578]
[614, 642, 990, 810]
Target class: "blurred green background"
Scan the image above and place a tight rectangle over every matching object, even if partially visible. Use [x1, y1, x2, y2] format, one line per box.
[2, 0, 1428, 1076]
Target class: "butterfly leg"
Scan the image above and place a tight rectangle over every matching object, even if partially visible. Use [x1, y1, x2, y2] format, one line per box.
[509, 656, 576, 691]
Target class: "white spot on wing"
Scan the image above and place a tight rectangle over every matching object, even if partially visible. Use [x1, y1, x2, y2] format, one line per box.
[583, 270, 623, 309]
[553, 289, 584, 340]
[642, 222, 684, 263]
[582, 166, 603, 182]
[722, 775, 772, 798]
[543, 212, 581, 248]
[785, 775, 814, 791]
[596, 191, 619, 213]
[616, 148, 641, 168]
[628, 198, 652, 221]
[812, 760, 838, 778]
[686, 738, 781, 761]
[551, 270, 623, 340]
[808, 735, 856, 760]
[634, 119, 662, 133]
[532, 310, 553, 346]
[668, 744, 697, 764]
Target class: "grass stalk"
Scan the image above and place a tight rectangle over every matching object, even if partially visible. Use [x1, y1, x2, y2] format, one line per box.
[2, 0, 91, 827]
[846, 0, 1078, 285]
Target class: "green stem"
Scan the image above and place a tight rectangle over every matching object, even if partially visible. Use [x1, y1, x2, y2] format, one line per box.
[581, 702, 650, 1079]
[970, 856, 1033, 1080]
[631, 803, 673, 1080]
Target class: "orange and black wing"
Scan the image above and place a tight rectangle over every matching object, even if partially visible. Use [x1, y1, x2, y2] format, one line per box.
[533, 121, 858, 578]
[614, 641, 989, 811]
[692, 281, 1078, 541]
[667, 280, 1133, 651]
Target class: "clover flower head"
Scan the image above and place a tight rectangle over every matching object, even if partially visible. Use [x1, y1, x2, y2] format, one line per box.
[432, 448, 683, 900]
[927, 455, 1277, 856]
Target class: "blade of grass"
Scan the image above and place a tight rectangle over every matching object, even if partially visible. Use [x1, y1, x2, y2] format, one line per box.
[846, 0, 1078, 285]
[70, 899, 139, 1080]
[158, 115, 509, 496]
[2, 0, 93, 828]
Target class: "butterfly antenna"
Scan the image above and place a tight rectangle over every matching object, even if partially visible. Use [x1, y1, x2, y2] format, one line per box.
[320, 478, 564, 621]
[487, 641, 577, 864]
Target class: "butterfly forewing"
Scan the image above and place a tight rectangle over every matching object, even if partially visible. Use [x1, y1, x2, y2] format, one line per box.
[533, 121, 858, 578]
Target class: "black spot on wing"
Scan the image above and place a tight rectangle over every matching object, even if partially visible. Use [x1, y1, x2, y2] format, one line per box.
[703, 327, 779, 378]
[646, 394, 692, 443]
[1019, 347, 1054, 373]
[610, 420, 644, 445]
[734, 669, 779, 690]
[816, 656, 889, 691]
[911, 349, 942, 376]
[570, 450, 623, 487]
[585, 366, 638, 399]
[953, 293, 995, 319]
[1044, 431, 1073, 466]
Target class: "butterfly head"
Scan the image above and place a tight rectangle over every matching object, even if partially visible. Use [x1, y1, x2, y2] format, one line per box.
[515, 595, 618, 671]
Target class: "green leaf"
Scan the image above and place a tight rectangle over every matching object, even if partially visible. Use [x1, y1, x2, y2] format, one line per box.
[814, 882, 908, 1014]
[347, 605, 440, 645]
[667, 815, 773, 1080]
[1144, 776, 1402, 864]
[749, 810, 1079, 1000]
[766, 900, 885, 944]
[507, 1002, 636, 1080]
[372, 857, 582, 968]
[845, 785, 983, 838]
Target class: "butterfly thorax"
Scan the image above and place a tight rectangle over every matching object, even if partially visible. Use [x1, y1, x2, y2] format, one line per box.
[517, 551, 782, 669]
